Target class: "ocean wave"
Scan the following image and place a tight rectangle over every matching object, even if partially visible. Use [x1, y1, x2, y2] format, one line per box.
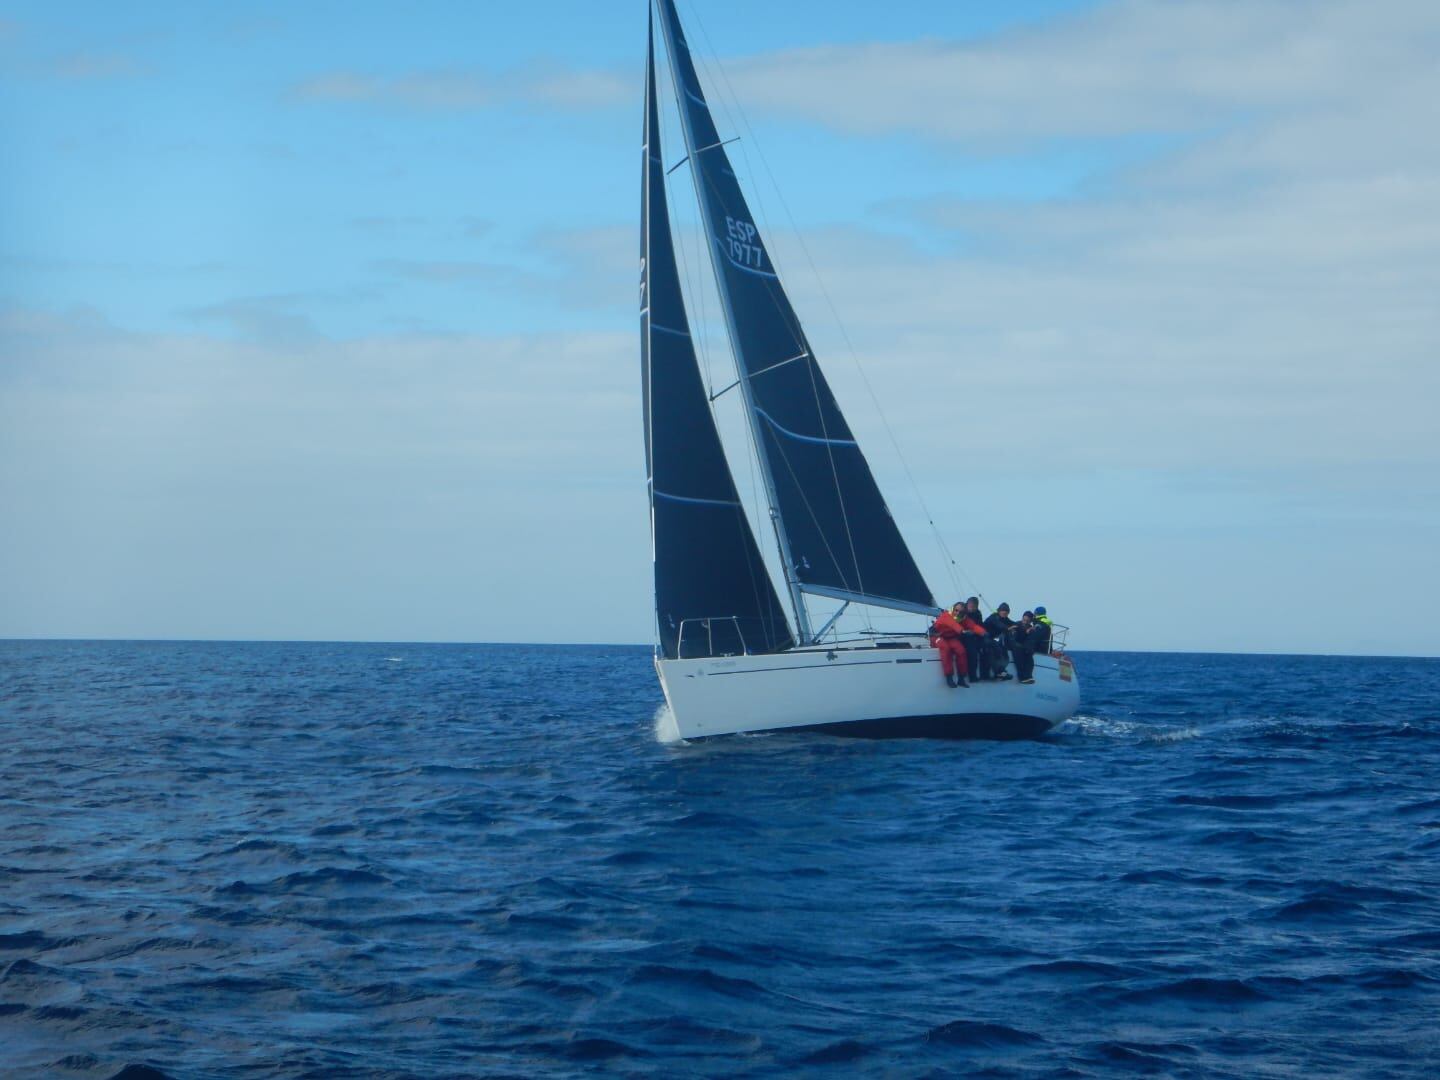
[924, 1019, 1045, 1047]
[1171, 793, 1281, 809]
[1120, 976, 1274, 1006]
[1086, 1040, 1198, 1067]
[0, 931, 71, 952]
[625, 963, 770, 1001]
[1196, 827, 1282, 846]
[1010, 958, 1134, 980]
[796, 1038, 874, 1064]
[1265, 896, 1365, 921]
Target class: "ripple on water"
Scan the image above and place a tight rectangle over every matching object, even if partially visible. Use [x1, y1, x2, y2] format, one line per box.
[924, 1019, 1045, 1048]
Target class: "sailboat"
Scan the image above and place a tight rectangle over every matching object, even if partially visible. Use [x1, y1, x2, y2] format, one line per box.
[641, 0, 1079, 740]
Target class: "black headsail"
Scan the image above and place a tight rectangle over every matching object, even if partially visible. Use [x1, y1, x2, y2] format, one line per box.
[643, 16, 794, 660]
[654, 0, 936, 627]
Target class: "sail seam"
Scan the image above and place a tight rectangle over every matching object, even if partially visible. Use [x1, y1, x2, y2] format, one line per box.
[653, 490, 742, 508]
[754, 407, 857, 448]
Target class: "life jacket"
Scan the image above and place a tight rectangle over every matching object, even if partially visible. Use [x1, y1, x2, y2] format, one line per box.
[1036, 614, 1053, 627]
[929, 611, 964, 643]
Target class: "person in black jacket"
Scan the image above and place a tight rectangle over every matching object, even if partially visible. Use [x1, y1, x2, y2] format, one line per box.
[961, 596, 985, 681]
[982, 602, 1015, 680]
[1010, 611, 1038, 684]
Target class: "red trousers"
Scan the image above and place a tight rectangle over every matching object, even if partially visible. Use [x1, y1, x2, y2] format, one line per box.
[937, 638, 968, 679]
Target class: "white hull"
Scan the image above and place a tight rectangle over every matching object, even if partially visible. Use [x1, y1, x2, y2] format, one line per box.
[656, 638, 1078, 741]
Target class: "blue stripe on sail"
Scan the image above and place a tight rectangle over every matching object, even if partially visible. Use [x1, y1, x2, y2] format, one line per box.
[652, 322, 691, 337]
[713, 238, 779, 279]
[755, 408, 858, 448]
[685, 87, 708, 108]
[654, 489, 742, 508]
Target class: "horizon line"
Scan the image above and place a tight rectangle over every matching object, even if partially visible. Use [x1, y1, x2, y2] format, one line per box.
[0, 636, 1436, 661]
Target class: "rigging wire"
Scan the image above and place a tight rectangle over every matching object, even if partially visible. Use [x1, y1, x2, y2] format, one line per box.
[681, 2, 873, 634]
[686, 152, 872, 622]
[679, 0, 974, 608]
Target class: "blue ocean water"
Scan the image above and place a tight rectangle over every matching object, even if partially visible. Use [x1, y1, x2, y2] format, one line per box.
[1, 641, 1437, 1078]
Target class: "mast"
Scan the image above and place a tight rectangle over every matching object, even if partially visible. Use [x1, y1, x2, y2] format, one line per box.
[653, 0, 814, 642]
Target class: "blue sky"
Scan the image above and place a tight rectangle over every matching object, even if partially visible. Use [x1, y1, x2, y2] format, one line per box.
[3, 0, 1438, 653]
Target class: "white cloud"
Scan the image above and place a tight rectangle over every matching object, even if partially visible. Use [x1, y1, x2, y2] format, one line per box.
[290, 62, 629, 112]
[222, 16, 283, 44]
[755, 217, 1438, 484]
[372, 259, 516, 285]
[718, 0, 1440, 144]
[349, 215, 427, 233]
[185, 294, 324, 346]
[49, 52, 142, 80]
[371, 226, 634, 310]
[0, 306, 648, 642]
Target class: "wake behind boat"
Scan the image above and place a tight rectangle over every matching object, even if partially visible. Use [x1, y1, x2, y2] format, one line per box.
[641, 0, 1078, 740]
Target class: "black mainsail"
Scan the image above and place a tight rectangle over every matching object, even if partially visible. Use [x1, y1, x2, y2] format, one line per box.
[654, 0, 936, 626]
[643, 18, 794, 660]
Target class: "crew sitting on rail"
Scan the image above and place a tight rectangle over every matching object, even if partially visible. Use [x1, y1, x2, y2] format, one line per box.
[928, 603, 985, 689]
[1007, 611, 1040, 684]
[981, 602, 1016, 681]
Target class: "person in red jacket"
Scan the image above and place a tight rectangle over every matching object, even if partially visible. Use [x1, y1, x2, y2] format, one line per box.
[929, 603, 983, 688]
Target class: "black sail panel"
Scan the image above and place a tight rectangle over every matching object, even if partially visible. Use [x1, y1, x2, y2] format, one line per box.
[655, 0, 935, 614]
[643, 19, 794, 660]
